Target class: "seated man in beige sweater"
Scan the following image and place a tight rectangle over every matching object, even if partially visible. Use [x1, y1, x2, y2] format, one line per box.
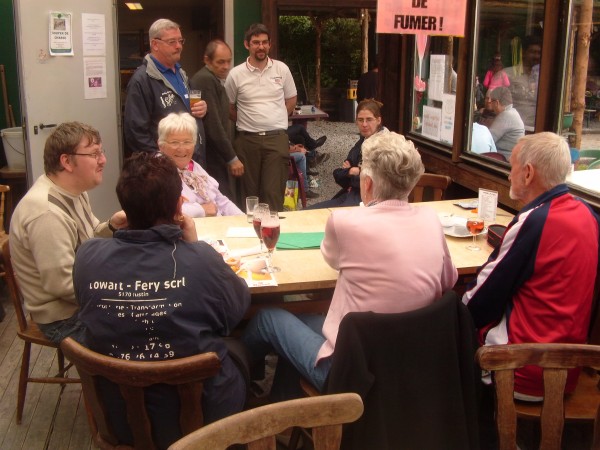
[9, 122, 126, 344]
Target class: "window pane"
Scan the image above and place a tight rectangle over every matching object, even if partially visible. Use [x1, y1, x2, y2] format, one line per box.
[564, 0, 600, 197]
[410, 36, 460, 146]
[469, 0, 544, 161]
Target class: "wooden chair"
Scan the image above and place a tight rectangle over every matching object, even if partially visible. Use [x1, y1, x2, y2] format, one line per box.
[167, 393, 363, 450]
[0, 184, 10, 277]
[60, 337, 221, 450]
[476, 343, 600, 450]
[2, 240, 79, 424]
[409, 173, 452, 202]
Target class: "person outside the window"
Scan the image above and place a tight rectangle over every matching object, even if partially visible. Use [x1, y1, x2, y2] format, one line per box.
[225, 23, 297, 211]
[483, 53, 510, 92]
[123, 18, 208, 165]
[488, 87, 525, 159]
[505, 34, 542, 129]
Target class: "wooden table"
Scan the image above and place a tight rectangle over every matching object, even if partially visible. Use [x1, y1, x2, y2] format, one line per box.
[289, 105, 329, 128]
[194, 200, 514, 293]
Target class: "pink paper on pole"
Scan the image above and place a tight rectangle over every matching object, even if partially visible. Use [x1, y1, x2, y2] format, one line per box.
[376, 0, 467, 38]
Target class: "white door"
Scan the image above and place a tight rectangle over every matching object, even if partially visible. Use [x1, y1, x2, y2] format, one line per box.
[14, 0, 121, 219]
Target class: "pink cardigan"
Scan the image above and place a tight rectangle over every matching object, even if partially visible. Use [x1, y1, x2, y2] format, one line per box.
[316, 200, 458, 363]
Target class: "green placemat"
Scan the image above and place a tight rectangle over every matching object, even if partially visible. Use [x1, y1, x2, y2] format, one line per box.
[276, 232, 325, 249]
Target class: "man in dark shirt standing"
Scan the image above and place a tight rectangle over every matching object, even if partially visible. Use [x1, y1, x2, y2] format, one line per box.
[190, 40, 243, 200]
[357, 63, 379, 102]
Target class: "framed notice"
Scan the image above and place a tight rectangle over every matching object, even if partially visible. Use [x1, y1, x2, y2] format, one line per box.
[49, 12, 74, 56]
[422, 105, 442, 141]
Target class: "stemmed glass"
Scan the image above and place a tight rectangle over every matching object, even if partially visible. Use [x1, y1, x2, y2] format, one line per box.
[252, 203, 270, 253]
[466, 217, 485, 251]
[261, 212, 281, 273]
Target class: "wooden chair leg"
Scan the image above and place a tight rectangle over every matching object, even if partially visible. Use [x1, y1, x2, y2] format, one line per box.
[17, 342, 31, 424]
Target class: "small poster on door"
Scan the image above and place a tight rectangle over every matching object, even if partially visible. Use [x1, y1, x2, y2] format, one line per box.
[83, 57, 107, 99]
[49, 12, 74, 56]
[422, 105, 442, 141]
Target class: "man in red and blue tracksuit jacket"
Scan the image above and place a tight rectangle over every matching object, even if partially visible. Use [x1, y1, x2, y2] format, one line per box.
[463, 133, 600, 398]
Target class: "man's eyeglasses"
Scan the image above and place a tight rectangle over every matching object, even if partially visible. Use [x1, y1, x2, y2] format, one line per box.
[250, 39, 269, 47]
[155, 37, 185, 46]
[68, 149, 105, 161]
[166, 140, 195, 149]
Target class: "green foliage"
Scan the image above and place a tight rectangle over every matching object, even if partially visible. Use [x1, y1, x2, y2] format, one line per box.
[279, 15, 361, 98]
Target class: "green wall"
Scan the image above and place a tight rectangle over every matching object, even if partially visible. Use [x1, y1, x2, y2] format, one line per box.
[233, 0, 261, 64]
[0, 0, 21, 129]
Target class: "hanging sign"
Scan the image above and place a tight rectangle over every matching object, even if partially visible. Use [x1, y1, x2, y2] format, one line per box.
[49, 12, 74, 56]
[376, 0, 467, 37]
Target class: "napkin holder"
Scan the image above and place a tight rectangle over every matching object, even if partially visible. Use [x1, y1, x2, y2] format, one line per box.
[487, 224, 507, 249]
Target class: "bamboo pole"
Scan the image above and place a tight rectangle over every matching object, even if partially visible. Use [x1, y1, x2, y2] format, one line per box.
[571, 0, 594, 150]
[315, 18, 322, 108]
[0, 65, 11, 127]
[361, 9, 369, 74]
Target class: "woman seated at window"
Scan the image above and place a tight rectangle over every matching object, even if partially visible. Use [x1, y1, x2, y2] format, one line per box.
[158, 112, 243, 217]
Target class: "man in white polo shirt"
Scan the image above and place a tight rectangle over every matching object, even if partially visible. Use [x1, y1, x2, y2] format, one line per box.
[225, 23, 297, 211]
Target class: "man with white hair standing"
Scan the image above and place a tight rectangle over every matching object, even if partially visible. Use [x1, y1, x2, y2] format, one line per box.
[124, 18, 207, 165]
[463, 132, 600, 399]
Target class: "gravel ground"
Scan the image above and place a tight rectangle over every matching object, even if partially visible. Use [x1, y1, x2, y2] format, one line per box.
[303, 120, 359, 208]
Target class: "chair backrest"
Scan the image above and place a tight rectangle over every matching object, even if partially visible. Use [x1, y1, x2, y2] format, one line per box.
[476, 343, 600, 450]
[481, 152, 508, 162]
[588, 159, 600, 170]
[324, 290, 480, 450]
[2, 240, 29, 333]
[167, 393, 364, 450]
[60, 337, 221, 450]
[409, 173, 452, 202]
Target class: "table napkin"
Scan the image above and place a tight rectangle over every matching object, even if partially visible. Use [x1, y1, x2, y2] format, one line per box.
[276, 232, 325, 250]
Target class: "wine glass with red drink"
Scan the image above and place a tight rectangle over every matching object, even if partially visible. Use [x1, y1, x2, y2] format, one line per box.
[466, 217, 485, 251]
[261, 212, 281, 273]
[252, 203, 270, 253]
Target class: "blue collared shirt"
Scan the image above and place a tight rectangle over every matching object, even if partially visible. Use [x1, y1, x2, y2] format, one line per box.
[150, 55, 189, 107]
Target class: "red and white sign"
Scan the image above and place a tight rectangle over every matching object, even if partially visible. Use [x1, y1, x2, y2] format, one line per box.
[376, 0, 467, 37]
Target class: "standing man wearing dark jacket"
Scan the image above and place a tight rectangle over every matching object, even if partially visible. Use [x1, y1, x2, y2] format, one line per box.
[123, 18, 208, 166]
[190, 40, 243, 201]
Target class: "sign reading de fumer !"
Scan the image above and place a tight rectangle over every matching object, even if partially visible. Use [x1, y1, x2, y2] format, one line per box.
[376, 0, 467, 37]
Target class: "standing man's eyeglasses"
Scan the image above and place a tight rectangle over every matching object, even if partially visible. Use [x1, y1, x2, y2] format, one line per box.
[155, 38, 186, 46]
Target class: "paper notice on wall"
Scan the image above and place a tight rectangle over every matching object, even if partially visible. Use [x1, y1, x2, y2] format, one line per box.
[428, 54, 446, 101]
[422, 105, 442, 141]
[83, 57, 107, 99]
[49, 12, 74, 56]
[82, 13, 106, 56]
[440, 93, 455, 144]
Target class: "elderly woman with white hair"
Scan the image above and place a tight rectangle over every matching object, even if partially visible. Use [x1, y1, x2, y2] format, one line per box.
[158, 112, 243, 217]
[242, 131, 458, 399]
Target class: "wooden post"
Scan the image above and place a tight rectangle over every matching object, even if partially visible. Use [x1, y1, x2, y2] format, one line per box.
[361, 9, 369, 74]
[570, 0, 593, 150]
[315, 18, 322, 108]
